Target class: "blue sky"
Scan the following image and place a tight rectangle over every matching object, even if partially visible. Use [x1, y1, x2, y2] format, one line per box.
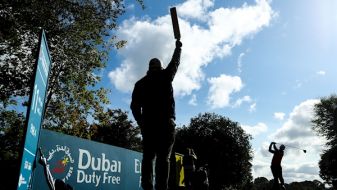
[102, 0, 337, 183]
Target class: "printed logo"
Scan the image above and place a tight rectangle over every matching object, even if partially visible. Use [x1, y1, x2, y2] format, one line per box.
[47, 145, 75, 181]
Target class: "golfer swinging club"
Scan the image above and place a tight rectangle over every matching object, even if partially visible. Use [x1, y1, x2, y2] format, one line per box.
[269, 142, 286, 190]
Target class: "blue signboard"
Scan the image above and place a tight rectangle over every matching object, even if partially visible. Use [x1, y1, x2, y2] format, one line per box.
[17, 30, 52, 190]
[33, 129, 143, 189]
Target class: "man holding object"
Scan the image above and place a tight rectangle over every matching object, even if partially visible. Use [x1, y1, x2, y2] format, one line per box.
[131, 7, 182, 190]
[170, 7, 181, 40]
[131, 39, 182, 190]
[269, 142, 286, 190]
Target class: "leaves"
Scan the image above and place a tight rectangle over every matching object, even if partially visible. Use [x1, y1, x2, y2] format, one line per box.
[312, 94, 337, 146]
[319, 146, 337, 185]
[0, 1, 145, 188]
[175, 112, 253, 189]
[312, 94, 337, 185]
[91, 109, 142, 151]
[0, 0, 131, 133]
[0, 107, 25, 161]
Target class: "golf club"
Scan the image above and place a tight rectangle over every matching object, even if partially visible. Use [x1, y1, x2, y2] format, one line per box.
[276, 143, 307, 153]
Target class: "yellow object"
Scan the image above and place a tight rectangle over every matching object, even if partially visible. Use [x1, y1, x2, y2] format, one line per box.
[175, 153, 185, 187]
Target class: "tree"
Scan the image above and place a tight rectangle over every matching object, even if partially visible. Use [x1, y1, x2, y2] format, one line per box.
[1, 1, 145, 188]
[175, 113, 253, 190]
[252, 177, 271, 190]
[0, 1, 144, 185]
[0, 106, 25, 188]
[318, 146, 337, 187]
[0, 0, 143, 135]
[312, 95, 337, 147]
[251, 177, 326, 190]
[0, 107, 25, 161]
[312, 94, 337, 186]
[90, 109, 142, 152]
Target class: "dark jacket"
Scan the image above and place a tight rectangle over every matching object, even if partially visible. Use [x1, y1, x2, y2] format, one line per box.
[130, 47, 181, 127]
[269, 143, 284, 166]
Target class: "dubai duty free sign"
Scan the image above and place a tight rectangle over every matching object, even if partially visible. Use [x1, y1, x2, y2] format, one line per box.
[33, 129, 143, 189]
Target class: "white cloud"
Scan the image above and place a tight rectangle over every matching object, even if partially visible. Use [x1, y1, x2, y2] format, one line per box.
[233, 95, 252, 107]
[316, 70, 326, 76]
[274, 112, 285, 120]
[207, 74, 243, 109]
[237, 52, 245, 73]
[253, 99, 327, 182]
[188, 94, 198, 106]
[242, 122, 268, 137]
[108, 0, 275, 97]
[271, 99, 320, 142]
[249, 102, 257, 112]
[252, 147, 272, 179]
[108, 17, 174, 92]
[177, 0, 214, 21]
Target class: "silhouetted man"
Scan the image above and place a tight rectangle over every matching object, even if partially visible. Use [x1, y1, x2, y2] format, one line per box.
[194, 165, 209, 190]
[131, 39, 182, 190]
[269, 142, 285, 190]
[183, 148, 197, 189]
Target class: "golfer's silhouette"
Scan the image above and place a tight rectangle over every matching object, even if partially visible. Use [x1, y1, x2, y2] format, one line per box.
[269, 142, 285, 190]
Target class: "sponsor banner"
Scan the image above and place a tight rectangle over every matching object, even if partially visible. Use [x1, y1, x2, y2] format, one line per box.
[18, 30, 52, 190]
[32, 129, 142, 189]
[175, 153, 185, 187]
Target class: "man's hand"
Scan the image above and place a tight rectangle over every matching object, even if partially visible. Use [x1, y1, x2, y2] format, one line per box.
[176, 40, 182, 48]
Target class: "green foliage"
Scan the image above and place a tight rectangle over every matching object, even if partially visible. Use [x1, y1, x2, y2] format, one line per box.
[312, 95, 337, 147]
[175, 112, 253, 190]
[1, 0, 119, 101]
[312, 94, 337, 185]
[251, 177, 271, 190]
[90, 109, 142, 152]
[0, 0, 144, 161]
[252, 177, 326, 190]
[0, 0, 144, 133]
[0, 106, 25, 188]
[0, 107, 25, 161]
[0, 1, 143, 188]
[319, 146, 337, 186]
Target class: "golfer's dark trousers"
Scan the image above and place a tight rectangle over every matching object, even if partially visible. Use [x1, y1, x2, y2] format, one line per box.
[141, 122, 175, 190]
[271, 165, 284, 185]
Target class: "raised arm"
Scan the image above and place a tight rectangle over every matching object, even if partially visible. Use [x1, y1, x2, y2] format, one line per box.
[269, 142, 275, 153]
[273, 143, 279, 151]
[165, 40, 182, 81]
[191, 149, 197, 160]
